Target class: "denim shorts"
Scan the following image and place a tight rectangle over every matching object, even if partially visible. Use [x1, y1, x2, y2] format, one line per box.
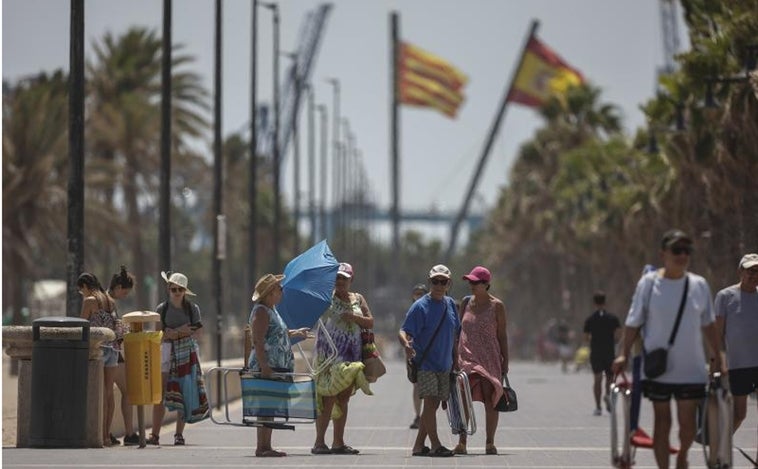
[101, 346, 119, 368]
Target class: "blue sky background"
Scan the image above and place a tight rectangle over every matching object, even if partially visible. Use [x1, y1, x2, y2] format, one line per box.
[3, 0, 684, 242]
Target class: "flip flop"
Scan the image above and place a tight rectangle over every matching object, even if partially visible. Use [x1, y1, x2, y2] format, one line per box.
[255, 449, 287, 457]
[331, 445, 360, 455]
[412, 446, 430, 456]
[429, 446, 454, 457]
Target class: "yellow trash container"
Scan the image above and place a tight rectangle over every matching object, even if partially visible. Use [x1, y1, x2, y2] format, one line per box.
[122, 311, 163, 448]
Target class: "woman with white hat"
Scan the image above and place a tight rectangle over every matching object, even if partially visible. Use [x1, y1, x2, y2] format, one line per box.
[248, 273, 311, 457]
[148, 271, 207, 446]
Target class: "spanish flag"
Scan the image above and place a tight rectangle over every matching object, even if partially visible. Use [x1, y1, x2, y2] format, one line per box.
[508, 36, 584, 108]
[398, 42, 468, 118]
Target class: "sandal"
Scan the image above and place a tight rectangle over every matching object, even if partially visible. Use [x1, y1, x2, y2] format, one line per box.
[146, 433, 160, 446]
[429, 446, 455, 457]
[311, 444, 332, 455]
[255, 449, 287, 457]
[331, 445, 360, 455]
[174, 434, 185, 446]
[485, 444, 498, 455]
[412, 446, 430, 456]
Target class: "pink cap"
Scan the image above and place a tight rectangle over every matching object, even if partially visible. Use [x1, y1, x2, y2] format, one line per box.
[337, 262, 353, 278]
[462, 266, 491, 283]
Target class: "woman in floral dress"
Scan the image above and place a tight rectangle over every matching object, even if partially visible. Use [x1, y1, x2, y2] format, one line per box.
[455, 266, 509, 455]
[248, 273, 310, 457]
[311, 263, 373, 455]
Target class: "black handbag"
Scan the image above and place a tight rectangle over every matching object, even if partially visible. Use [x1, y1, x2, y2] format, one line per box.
[642, 275, 688, 379]
[406, 359, 418, 383]
[495, 374, 518, 412]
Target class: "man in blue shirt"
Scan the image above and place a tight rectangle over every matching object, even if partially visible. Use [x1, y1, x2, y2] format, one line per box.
[399, 264, 460, 458]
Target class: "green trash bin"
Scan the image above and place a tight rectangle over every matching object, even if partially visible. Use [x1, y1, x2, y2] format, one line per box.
[30, 316, 90, 447]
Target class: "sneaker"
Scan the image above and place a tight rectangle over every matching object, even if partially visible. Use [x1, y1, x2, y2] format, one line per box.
[123, 433, 139, 446]
[109, 433, 120, 446]
[593, 408, 602, 416]
[409, 416, 420, 429]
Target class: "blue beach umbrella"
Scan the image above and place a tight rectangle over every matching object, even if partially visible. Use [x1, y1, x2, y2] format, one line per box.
[277, 240, 339, 331]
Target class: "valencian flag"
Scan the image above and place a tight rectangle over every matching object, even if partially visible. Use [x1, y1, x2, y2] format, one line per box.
[508, 36, 584, 107]
[398, 42, 468, 118]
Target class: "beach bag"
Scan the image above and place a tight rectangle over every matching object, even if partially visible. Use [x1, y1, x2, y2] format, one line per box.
[361, 329, 386, 382]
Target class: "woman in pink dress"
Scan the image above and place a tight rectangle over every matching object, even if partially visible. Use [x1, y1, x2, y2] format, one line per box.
[454, 266, 509, 455]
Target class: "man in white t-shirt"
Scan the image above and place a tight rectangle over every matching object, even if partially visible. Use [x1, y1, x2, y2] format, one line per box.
[714, 253, 758, 464]
[613, 229, 725, 469]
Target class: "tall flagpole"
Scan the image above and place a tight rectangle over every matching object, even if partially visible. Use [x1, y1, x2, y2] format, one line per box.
[390, 12, 400, 260]
[445, 19, 539, 261]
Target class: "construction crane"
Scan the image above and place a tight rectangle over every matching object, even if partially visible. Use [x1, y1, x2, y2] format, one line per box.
[659, 0, 680, 76]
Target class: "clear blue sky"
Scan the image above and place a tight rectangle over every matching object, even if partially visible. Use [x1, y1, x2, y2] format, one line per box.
[3, 1, 681, 239]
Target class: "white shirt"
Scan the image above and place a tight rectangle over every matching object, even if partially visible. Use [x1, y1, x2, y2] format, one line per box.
[626, 271, 714, 383]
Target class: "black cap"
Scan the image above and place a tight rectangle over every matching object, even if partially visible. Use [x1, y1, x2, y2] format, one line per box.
[412, 283, 428, 293]
[661, 229, 692, 249]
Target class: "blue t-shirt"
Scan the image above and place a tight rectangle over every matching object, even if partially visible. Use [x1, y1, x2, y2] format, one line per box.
[400, 294, 460, 372]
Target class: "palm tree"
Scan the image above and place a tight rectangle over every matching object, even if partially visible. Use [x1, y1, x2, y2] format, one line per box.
[86, 27, 209, 307]
[3, 72, 69, 324]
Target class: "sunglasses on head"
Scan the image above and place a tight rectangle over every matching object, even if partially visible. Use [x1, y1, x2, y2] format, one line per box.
[170, 286, 186, 293]
[468, 279, 486, 285]
[430, 278, 449, 286]
[669, 245, 692, 255]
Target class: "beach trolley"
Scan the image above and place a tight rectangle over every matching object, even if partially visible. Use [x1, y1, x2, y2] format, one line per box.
[446, 370, 476, 436]
[610, 374, 634, 468]
[698, 372, 733, 469]
[208, 240, 340, 431]
[610, 372, 678, 468]
[207, 320, 337, 430]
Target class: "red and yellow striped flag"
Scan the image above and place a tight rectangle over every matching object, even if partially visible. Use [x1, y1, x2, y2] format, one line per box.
[398, 42, 468, 118]
[508, 36, 584, 108]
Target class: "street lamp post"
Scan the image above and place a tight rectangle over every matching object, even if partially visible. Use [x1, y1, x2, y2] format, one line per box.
[261, 2, 281, 270]
[249, 0, 258, 293]
[284, 52, 301, 254]
[325, 78, 340, 252]
[306, 84, 317, 246]
[317, 104, 328, 240]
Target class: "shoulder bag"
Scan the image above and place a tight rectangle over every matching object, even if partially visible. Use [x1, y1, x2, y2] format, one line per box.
[643, 274, 689, 378]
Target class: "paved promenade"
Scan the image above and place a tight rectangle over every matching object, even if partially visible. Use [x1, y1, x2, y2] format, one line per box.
[3, 359, 757, 468]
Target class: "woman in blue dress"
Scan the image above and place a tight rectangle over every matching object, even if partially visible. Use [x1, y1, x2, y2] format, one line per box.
[248, 273, 310, 457]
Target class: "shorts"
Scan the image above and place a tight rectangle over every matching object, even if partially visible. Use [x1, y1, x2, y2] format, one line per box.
[642, 380, 706, 402]
[417, 370, 451, 401]
[728, 366, 758, 396]
[161, 342, 171, 373]
[590, 354, 614, 374]
[101, 346, 119, 368]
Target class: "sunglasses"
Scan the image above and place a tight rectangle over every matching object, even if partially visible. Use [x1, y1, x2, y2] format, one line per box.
[170, 287, 186, 293]
[430, 278, 449, 286]
[669, 246, 692, 255]
[468, 280, 486, 285]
